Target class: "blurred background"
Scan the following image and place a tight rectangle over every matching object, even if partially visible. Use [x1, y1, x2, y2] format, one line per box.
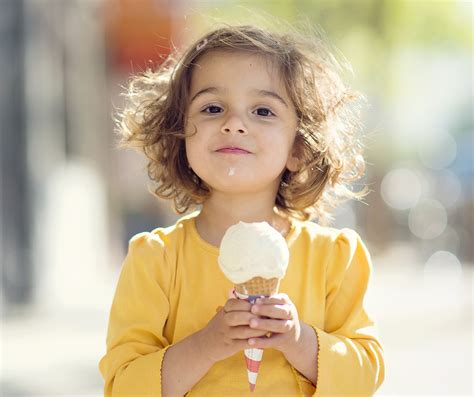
[1, 0, 472, 395]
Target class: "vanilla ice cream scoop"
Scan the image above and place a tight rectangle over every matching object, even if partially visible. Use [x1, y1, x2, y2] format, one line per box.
[218, 221, 289, 284]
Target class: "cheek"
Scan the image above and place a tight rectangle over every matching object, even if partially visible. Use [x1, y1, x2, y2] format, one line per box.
[185, 134, 210, 178]
[184, 138, 198, 167]
[261, 129, 294, 154]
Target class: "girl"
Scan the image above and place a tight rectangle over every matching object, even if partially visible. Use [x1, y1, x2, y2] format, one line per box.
[99, 25, 385, 396]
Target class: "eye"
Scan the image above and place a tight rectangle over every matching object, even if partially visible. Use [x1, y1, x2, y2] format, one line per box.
[255, 107, 275, 117]
[202, 105, 223, 114]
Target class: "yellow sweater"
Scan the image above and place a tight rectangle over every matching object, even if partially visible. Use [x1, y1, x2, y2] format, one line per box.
[99, 212, 384, 396]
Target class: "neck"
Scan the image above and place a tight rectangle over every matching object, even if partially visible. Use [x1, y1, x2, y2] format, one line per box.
[195, 191, 290, 247]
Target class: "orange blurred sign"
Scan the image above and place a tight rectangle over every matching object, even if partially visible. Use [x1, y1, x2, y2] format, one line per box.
[103, 0, 178, 72]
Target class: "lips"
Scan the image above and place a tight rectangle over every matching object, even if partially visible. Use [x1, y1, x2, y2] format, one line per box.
[216, 146, 251, 154]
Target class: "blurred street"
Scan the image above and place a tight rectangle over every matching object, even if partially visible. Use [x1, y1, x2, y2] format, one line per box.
[1, 1, 472, 396]
[2, 250, 472, 396]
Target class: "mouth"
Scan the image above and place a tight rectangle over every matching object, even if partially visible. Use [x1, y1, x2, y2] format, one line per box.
[215, 147, 251, 154]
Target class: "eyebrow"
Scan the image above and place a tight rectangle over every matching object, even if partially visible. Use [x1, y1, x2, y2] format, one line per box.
[190, 86, 288, 107]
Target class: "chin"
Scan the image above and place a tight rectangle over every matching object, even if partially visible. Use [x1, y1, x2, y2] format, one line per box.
[213, 178, 279, 196]
[195, 169, 280, 194]
[214, 181, 258, 194]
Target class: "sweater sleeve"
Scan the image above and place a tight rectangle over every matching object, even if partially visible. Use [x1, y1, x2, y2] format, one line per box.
[312, 229, 385, 396]
[98, 232, 173, 396]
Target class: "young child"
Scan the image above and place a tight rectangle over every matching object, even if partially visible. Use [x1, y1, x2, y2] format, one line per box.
[99, 24, 385, 396]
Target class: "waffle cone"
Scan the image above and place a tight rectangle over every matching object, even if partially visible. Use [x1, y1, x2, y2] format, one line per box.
[235, 277, 280, 296]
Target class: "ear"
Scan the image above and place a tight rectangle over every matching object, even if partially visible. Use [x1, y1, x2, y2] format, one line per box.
[286, 154, 299, 172]
[286, 136, 302, 172]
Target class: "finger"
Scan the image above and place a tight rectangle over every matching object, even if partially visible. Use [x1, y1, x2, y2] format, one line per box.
[254, 295, 288, 305]
[249, 318, 293, 333]
[251, 303, 292, 320]
[220, 337, 255, 352]
[224, 311, 258, 327]
[228, 325, 270, 340]
[224, 298, 252, 313]
[234, 338, 254, 351]
[248, 332, 285, 349]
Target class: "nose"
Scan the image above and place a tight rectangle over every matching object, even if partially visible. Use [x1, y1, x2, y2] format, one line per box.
[220, 114, 248, 135]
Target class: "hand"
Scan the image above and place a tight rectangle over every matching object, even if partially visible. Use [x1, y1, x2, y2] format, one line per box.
[196, 292, 269, 364]
[246, 293, 303, 356]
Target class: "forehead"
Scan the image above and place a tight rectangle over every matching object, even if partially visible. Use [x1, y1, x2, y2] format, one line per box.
[189, 50, 287, 94]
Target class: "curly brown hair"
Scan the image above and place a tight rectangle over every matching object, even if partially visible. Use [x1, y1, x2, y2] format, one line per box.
[117, 24, 368, 224]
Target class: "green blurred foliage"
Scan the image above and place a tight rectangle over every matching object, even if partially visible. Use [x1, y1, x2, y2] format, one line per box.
[192, 0, 472, 75]
[193, 0, 471, 43]
[382, 0, 472, 48]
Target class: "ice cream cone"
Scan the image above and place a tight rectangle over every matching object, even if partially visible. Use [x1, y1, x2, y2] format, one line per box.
[218, 221, 289, 393]
[234, 276, 280, 392]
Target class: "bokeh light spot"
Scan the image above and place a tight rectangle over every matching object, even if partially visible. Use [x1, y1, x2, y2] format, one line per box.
[423, 250, 463, 284]
[408, 199, 447, 239]
[434, 169, 463, 208]
[381, 168, 422, 210]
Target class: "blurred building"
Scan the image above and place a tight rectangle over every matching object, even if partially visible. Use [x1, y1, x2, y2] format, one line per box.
[1, 0, 183, 311]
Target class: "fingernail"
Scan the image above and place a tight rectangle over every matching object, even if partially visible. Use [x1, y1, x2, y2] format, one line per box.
[256, 298, 262, 304]
[250, 319, 258, 328]
[251, 305, 259, 314]
[248, 339, 255, 345]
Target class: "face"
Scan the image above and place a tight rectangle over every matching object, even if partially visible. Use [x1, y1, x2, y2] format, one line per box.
[185, 50, 299, 196]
